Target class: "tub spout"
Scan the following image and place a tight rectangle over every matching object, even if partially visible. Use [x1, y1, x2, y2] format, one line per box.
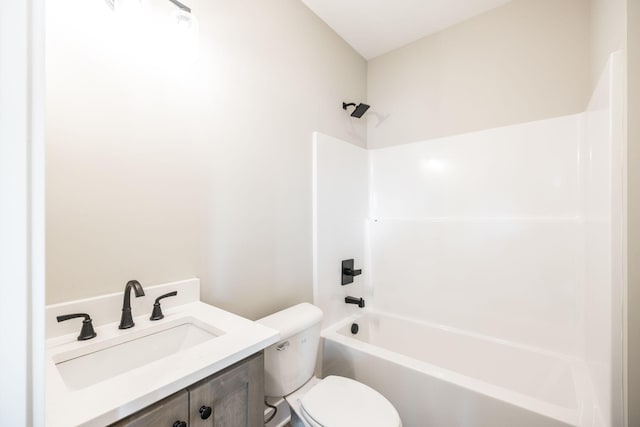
[345, 296, 365, 308]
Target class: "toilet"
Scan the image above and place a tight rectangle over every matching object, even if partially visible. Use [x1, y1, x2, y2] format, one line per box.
[258, 303, 402, 427]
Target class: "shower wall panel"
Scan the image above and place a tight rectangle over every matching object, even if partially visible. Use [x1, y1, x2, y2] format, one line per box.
[369, 114, 584, 355]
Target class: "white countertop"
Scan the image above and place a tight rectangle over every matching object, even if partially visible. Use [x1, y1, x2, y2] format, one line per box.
[46, 300, 279, 426]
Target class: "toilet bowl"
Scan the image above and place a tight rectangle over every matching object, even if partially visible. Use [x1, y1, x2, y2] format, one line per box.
[258, 303, 401, 427]
[289, 375, 401, 427]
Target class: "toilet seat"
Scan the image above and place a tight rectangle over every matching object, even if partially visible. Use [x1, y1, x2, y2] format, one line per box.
[299, 376, 401, 427]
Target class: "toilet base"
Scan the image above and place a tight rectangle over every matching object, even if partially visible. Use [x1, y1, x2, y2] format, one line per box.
[265, 396, 291, 427]
[284, 377, 322, 427]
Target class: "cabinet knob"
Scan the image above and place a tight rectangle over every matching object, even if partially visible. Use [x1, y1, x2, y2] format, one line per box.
[172, 421, 187, 427]
[199, 405, 212, 420]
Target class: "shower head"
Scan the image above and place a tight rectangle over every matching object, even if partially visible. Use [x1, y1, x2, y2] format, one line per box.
[342, 102, 370, 118]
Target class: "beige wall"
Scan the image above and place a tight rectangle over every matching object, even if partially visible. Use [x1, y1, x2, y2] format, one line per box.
[45, 0, 367, 319]
[589, 0, 627, 89]
[366, 0, 590, 148]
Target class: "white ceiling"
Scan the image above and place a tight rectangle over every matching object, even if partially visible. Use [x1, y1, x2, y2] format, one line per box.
[301, 0, 513, 60]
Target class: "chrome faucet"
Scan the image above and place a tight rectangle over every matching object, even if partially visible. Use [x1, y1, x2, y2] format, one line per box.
[119, 279, 145, 329]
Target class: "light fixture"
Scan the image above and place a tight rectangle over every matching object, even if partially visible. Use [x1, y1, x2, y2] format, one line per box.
[104, 0, 192, 15]
[168, 0, 191, 14]
[175, 10, 193, 28]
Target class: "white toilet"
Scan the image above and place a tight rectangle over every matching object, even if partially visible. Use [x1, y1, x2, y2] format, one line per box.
[258, 303, 402, 427]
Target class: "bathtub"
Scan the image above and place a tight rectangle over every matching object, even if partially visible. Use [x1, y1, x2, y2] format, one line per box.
[321, 311, 600, 427]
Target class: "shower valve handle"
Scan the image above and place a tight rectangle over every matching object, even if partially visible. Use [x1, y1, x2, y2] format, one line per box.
[341, 259, 363, 285]
[343, 268, 362, 277]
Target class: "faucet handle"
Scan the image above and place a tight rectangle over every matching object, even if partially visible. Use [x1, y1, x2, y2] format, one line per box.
[150, 291, 178, 321]
[56, 313, 97, 341]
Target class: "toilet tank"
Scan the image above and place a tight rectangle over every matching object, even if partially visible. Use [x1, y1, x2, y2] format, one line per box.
[257, 303, 323, 397]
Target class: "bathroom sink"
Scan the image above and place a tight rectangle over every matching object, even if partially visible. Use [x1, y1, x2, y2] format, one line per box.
[46, 287, 280, 427]
[54, 320, 219, 390]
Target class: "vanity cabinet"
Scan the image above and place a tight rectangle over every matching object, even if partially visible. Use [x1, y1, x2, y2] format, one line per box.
[111, 352, 264, 427]
[110, 390, 189, 427]
[188, 350, 264, 427]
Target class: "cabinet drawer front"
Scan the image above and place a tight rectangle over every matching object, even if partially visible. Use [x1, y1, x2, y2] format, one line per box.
[110, 390, 189, 427]
[188, 352, 264, 427]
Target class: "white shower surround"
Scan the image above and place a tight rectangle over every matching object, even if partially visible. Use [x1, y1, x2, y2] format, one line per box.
[312, 53, 624, 427]
[312, 132, 371, 330]
[369, 113, 583, 355]
[580, 52, 625, 426]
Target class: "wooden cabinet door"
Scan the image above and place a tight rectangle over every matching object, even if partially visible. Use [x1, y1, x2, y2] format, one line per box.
[188, 352, 264, 427]
[110, 390, 189, 427]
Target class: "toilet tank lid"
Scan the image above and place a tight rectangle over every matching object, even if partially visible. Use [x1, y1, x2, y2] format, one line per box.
[257, 303, 323, 339]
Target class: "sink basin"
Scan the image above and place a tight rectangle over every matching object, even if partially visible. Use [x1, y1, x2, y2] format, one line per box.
[54, 320, 220, 390]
